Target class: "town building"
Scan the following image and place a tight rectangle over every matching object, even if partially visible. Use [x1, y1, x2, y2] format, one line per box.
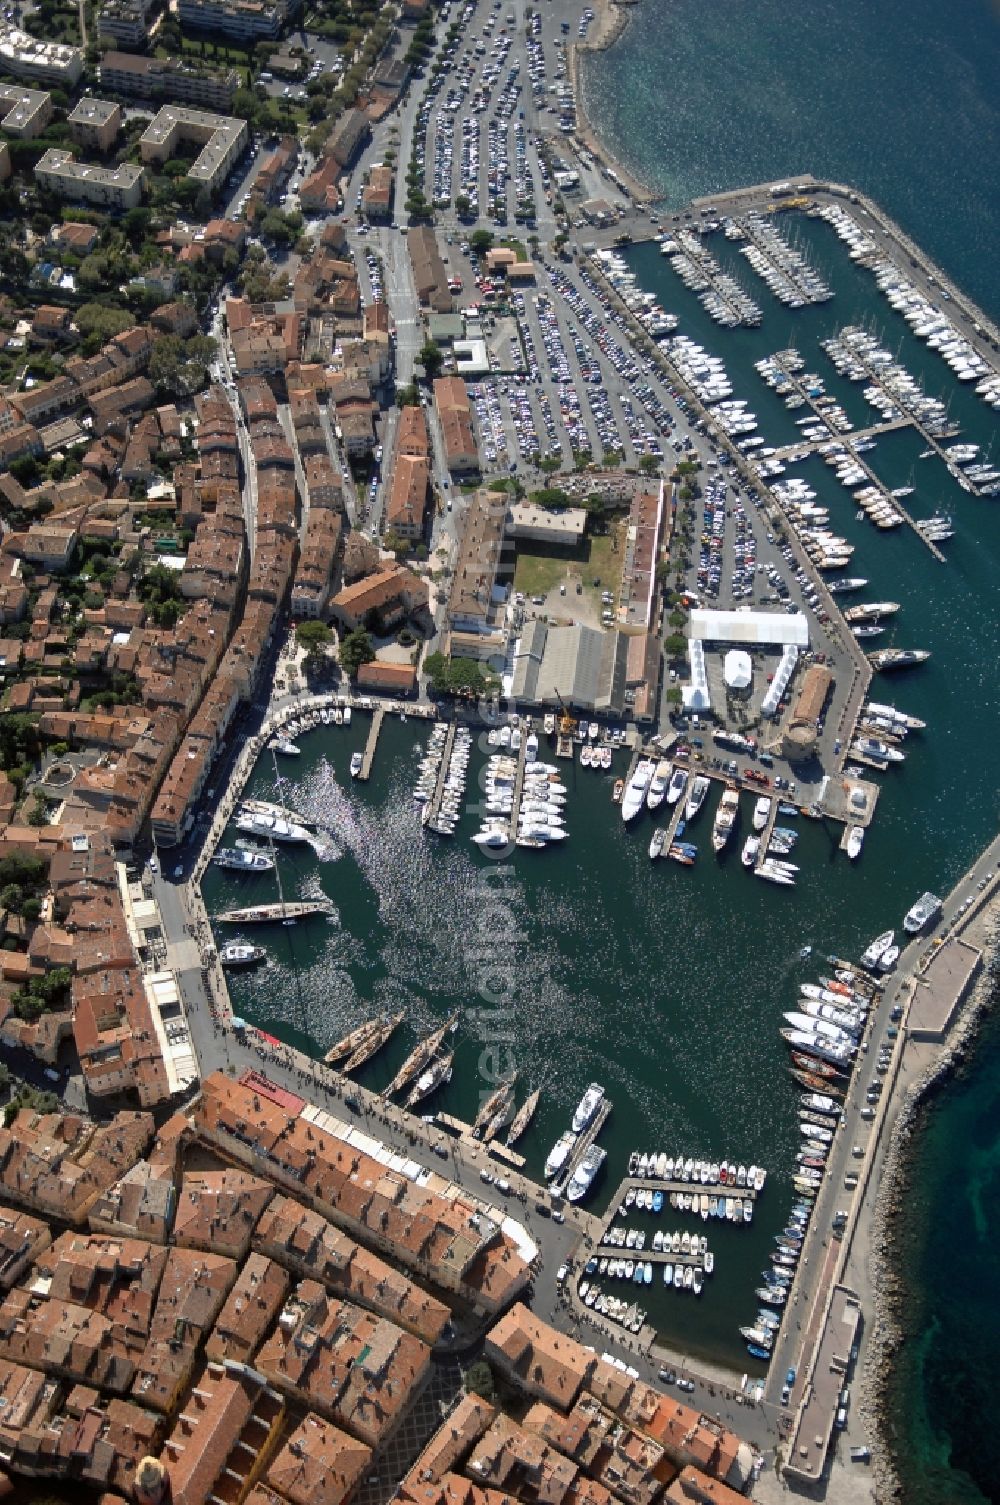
[433, 375, 478, 474]
[362, 162, 393, 220]
[327, 107, 371, 169]
[330, 564, 428, 633]
[35, 149, 144, 210]
[446, 488, 510, 637]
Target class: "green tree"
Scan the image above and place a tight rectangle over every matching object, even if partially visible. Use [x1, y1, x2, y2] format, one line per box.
[666, 686, 683, 706]
[465, 1359, 495, 1401]
[470, 229, 494, 254]
[419, 340, 443, 379]
[639, 454, 660, 476]
[664, 633, 687, 660]
[339, 628, 375, 678]
[296, 621, 334, 658]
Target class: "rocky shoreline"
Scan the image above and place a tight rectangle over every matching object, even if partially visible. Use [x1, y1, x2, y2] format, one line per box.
[860, 903, 1000, 1501]
[566, 0, 657, 202]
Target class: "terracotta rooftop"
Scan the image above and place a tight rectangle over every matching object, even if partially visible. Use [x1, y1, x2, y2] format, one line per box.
[265, 1411, 372, 1505]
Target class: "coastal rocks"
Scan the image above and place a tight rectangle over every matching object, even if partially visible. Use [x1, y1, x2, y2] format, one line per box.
[862, 908, 1000, 1499]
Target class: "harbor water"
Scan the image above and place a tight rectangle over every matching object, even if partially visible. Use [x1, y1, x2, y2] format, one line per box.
[579, 2, 1000, 1492]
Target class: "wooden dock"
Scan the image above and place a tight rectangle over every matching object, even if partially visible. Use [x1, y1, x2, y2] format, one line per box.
[769, 415, 911, 461]
[554, 1098, 613, 1197]
[424, 722, 458, 826]
[435, 1111, 526, 1167]
[357, 706, 384, 782]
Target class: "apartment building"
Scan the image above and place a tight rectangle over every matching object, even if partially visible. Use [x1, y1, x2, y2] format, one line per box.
[0, 26, 83, 86]
[177, 0, 300, 41]
[67, 96, 122, 152]
[100, 51, 239, 111]
[0, 82, 52, 137]
[35, 149, 144, 210]
[140, 105, 247, 196]
[98, 0, 159, 48]
[433, 375, 478, 474]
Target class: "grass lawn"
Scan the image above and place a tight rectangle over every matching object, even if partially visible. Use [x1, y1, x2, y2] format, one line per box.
[513, 519, 624, 606]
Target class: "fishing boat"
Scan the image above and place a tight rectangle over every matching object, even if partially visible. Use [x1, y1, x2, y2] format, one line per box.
[711, 788, 740, 852]
[219, 940, 266, 968]
[685, 775, 710, 820]
[507, 1087, 541, 1146]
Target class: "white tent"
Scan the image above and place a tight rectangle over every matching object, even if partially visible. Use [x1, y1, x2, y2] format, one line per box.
[682, 639, 711, 712]
[724, 649, 752, 690]
[690, 608, 809, 647]
[761, 645, 799, 717]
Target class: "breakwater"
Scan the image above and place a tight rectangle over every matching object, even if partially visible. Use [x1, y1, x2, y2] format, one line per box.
[861, 901, 1000, 1502]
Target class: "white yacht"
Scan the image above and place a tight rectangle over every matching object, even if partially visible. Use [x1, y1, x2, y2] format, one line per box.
[685, 776, 710, 820]
[621, 759, 655, 822]
[545, 1131, 577, 1180]
[666, 765, 688, 805]
[846, 826, 864, 860]
[752, 796, 772, 831]
[903, 891, 942, 934]
[572, 1082, 605, 1133]
[235, 811, 311, 844]
[350, 751, 364, 778]
[567, 1144, 607, 1203]
[646, 759, 671, 811]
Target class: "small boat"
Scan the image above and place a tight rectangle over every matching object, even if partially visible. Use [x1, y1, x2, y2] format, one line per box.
[685, 775, 710, 820]
[649, 828, 667, 860]
[846, 826, 864, 860]
[612, 779, 625, 804]
[220, 940, 266, 968]
[741, 835, 760, 868]
[273, 738, 301, 756]
[350, 751, 364, 778]
[861, 929, 895, 969]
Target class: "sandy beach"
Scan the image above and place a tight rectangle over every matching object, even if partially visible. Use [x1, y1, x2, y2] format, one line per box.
[563, 0, 658, 202]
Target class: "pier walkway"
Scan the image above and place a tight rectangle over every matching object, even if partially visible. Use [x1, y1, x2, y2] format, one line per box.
[754, 797, 779, 873]
[554, 1098, 613, 1198]
[769, 414, 911, 460]
[603, 1172, 760, 1219]
[768, 353, 945, 562]
[508, 724, 530, 832]
[662, 776, 691, 852]
[357, 706, 384, 781]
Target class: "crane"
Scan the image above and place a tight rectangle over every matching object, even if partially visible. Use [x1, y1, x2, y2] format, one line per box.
[553, 688, 577, 738]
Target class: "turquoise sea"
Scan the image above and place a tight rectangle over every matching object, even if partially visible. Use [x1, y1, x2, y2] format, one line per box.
[205, 3, 999, 1496]
[581, 3, 1000, 1496]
